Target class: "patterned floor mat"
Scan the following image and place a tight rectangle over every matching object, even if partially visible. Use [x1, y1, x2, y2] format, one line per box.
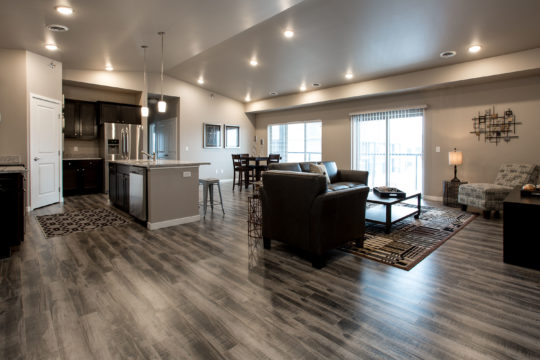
[36, 208, 130, 238]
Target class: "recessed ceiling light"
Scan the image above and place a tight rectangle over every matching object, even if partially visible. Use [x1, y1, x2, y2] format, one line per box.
[197, 77, 204, 84]
[47, 24, 69, 32]
[269, 91, 279, 96]
[249, 59, 258, 67]
[468, 45, 482, 53]
[299, 85, 306, 92]
[312, 83, 321, 87]
[440, 50, 456, 58]
[283, 30, 294, 38]
[345, 72, 353, 80]
[45, 44, 58, 51]
[55, 6, 73, 15]
[245, 94, 251, 102]
[105, 64, 114, 71]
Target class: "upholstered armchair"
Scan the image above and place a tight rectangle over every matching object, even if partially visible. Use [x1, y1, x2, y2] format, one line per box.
[458, 163, 539, 218]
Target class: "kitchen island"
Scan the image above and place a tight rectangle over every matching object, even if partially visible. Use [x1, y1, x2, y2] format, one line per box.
[108, 160, 210, 230]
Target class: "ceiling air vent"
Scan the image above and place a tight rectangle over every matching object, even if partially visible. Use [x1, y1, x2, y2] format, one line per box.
[312, 83, 321, 87]
[47, 24, 69, 32]
[269, 91, 279, 96]
[439, 50, 456, 58]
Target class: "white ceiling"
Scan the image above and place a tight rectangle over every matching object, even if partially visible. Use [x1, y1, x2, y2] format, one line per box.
[2, 0, 540, 102]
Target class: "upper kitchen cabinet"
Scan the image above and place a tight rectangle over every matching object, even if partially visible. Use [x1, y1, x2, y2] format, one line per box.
[98, 101, 141, 125]
[64, 99, 98, 139]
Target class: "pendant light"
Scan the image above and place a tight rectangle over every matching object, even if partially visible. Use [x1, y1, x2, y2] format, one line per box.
[141, 45, 149, 117]
[157, 31, 167, 113]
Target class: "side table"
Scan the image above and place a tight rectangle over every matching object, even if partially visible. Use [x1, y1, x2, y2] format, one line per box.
[443, 180, 467, 207]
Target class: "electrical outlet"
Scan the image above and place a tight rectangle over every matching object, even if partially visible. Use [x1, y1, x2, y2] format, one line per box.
[435, 146, 440, 153]
[185, 146, 189, 151]
[183, 171, 191, 177]
[74, 146, 79, 152]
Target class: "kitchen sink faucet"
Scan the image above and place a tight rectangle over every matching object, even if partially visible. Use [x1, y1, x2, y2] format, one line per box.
[141, 151, 156, 161]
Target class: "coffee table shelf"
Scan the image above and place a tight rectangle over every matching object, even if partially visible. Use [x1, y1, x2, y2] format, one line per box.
[365, 192, 421, 233]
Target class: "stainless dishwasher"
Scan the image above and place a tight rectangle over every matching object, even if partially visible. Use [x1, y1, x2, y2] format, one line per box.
[129, 167, 147, 221]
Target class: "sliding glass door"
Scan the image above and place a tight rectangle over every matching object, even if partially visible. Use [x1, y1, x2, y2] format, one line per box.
[352, 108, 424, 191]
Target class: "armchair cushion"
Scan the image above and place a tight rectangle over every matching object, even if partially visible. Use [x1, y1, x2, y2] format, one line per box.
[494, 163, 539, 187]
[458, 183, 512, 211]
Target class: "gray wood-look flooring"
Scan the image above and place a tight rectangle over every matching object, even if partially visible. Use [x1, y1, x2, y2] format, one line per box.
[1, 187, 539, 360]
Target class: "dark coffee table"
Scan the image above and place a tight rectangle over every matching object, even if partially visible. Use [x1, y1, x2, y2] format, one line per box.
[365, 191, 421, 233]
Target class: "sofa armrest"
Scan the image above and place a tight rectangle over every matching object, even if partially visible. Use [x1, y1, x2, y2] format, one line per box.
[309, 186, 369, 255]
[262, 171, 327, 250]
[336, 170, 369, 185]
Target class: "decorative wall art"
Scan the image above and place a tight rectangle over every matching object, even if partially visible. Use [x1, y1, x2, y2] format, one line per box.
[224, 125, 240, 148]
[203, 123, 222, 148]
[470, 107, 520, 145]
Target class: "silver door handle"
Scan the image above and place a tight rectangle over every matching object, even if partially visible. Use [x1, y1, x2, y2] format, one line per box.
[34, 157, 40, 161]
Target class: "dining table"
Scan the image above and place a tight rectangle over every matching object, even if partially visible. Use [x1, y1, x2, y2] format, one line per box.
[243, 156, 269, 189]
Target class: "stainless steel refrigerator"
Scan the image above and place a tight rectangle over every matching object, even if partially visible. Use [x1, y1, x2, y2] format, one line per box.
[100, 123, 143, 193]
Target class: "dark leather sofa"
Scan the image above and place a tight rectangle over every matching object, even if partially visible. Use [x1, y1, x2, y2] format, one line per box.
[261, 161, 369, 268]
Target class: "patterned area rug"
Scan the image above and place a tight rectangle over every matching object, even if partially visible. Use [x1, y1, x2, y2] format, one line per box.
[341, 204, 475, 270]
[36, 208, 130, 238]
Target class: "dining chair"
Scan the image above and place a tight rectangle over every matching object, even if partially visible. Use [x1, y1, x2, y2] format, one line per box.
[268, 154, 281, 164]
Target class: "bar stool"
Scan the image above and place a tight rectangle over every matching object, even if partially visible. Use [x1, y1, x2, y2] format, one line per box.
[199, 178, 225, 217]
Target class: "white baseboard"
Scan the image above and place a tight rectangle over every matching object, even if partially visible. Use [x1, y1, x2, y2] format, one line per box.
[218, 178, 233, 183]
[147, 215, 200, 230]
[423, 195, 443, 202]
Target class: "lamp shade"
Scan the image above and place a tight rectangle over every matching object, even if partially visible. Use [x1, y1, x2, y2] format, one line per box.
[157, 100, 167, 113]
[449, 150, 463, 165]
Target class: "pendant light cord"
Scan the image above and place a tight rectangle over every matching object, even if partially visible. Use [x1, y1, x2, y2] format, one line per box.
[142, 46, 147, 107]
[159, 32, 165, 101]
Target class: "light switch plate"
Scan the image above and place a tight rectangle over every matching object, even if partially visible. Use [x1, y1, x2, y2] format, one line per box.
[435, 146, 440, 152]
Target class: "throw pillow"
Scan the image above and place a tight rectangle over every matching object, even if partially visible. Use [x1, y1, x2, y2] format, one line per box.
[309, 163, 331, 184]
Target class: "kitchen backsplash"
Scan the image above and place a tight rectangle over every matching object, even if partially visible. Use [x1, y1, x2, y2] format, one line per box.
[64, 138, 100, 158]
[0, 155, 22, 164]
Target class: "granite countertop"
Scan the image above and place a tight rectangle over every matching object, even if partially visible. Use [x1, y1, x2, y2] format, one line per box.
[64, 156, 103, 161]
[109, 159, 211, 168]
[0, 166, 26, 174]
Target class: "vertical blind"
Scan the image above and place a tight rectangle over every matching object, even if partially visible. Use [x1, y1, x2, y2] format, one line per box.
[351, 108, 424, 191]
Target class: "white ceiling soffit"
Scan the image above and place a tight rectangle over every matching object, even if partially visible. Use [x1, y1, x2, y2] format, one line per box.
[168, 0, 540, 102]
[0, 0, 305, 71]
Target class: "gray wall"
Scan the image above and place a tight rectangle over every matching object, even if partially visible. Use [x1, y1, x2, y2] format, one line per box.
[0, 50, 27, 164]
[255, 75, 540, 198]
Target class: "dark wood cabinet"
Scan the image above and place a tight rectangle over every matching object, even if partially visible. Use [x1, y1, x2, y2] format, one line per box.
[98, 101, 141, 125]
[63, 159, 103, 196]
[0, 172, 24, 258]
[503, 187, 540, 270]
[64, 99, 98, 139]
[109, 163, 130, 211]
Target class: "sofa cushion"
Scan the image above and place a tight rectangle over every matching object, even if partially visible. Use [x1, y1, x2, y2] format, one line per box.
[322, 161, 338, 183]
[268, 162, 302, 172]
[328, 182, 367, 192]
[309, 163, 331, 184]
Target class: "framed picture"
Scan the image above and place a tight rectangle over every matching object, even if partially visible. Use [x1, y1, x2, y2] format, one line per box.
[203, 123, 222, 148]
[224, 125, 240, 148]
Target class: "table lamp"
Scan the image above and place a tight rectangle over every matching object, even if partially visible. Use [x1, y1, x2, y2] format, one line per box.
[448, 148, 463, 182]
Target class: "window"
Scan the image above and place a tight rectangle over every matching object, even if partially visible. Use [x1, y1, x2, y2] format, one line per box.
[268, 121, 321, 162]
[351, 108, 424, 191]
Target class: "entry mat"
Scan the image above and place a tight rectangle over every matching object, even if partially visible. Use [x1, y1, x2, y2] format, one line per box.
[341, 204, 476, 270]
[36, 208, 130, 238]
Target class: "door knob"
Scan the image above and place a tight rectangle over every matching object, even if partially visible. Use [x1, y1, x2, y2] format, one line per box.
[34, 157, 40, 161]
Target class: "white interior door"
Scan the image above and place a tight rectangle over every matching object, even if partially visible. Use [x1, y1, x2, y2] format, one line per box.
[155, 118, 177, 160]
[30, 95, 61, 210]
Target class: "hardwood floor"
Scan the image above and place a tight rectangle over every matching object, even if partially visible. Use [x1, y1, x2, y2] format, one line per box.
[1, 187, 539, 359]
